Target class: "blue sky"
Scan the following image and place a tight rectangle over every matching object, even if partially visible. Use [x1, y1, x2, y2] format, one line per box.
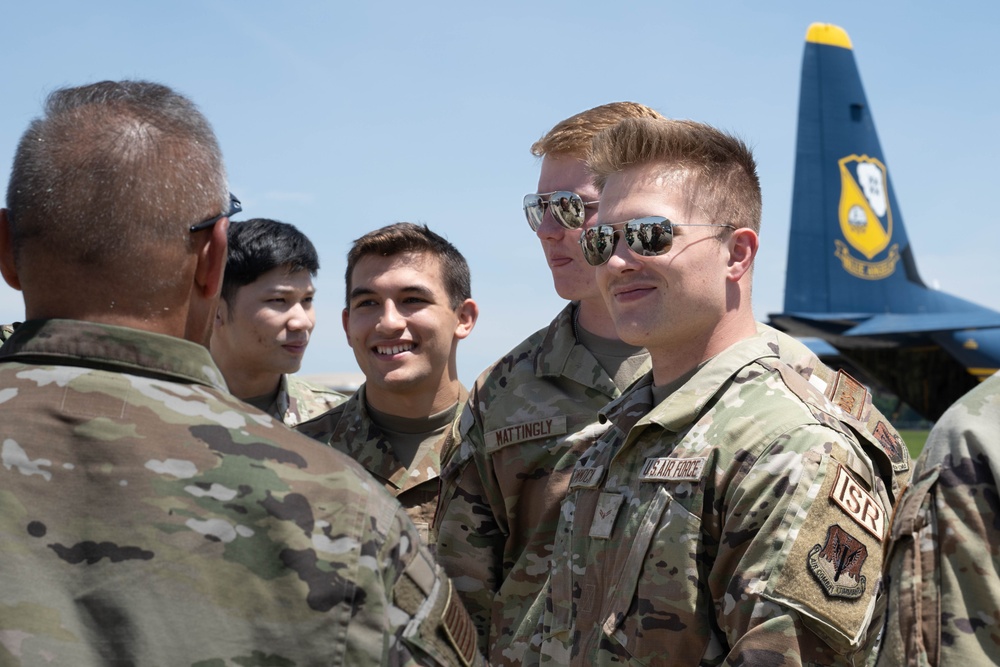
[3, 1, 998, 386]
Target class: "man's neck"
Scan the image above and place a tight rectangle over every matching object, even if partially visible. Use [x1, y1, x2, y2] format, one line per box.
[223, 369, 283, 402]
[649, 313, 757, 387]
[364, 379, 463, 420]
[575, 296, 620, 340]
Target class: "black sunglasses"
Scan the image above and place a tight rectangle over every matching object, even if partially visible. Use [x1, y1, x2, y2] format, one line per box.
[579, 216, 735, 266]
[189, 193, 242, 233]
[523, 191, 598, 231]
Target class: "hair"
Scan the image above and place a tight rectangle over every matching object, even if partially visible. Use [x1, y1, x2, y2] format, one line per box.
[5, 80, 229, 295]
[345, 223, 471, 309]
[530, 101, 665, 159]
[220, 218, 320, 305]
[587, 117, 762, 233]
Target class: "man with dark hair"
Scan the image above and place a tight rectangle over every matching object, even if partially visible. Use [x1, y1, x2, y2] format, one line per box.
[211, 217, 346, 427]
[299, 222, 478, 544]
[0, 80, 481, 667]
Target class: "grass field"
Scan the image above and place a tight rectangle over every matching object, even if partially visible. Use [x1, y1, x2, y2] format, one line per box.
[898, 429, 929, 460]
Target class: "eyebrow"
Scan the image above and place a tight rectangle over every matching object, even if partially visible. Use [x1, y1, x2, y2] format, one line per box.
[349, 284, 436, 301]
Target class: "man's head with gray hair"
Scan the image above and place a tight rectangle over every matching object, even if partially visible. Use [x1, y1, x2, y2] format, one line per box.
[1, 80, 232, 341]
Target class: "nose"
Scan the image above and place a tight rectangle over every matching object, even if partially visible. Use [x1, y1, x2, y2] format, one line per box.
[605, 230, 640, 272]
[375, 300, 406, 334]
[286, 302, 315, 333]
[535, 205, 567, 241]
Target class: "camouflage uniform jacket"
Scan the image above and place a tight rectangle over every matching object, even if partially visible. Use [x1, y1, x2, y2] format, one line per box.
[537, 331, 893, 666]
[876, 372, 1000, 666]
[0, 319, 482, 667]
[297, 382, 466, 545]
[277, 373, 347, 428]
[434, 302, 652, 664]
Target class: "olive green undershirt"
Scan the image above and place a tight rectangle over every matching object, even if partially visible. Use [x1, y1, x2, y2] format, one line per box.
[367, 402, 458, 468]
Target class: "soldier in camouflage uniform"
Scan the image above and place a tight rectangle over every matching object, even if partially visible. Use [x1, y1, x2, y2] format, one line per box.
[876, 372, 1000, 666]
[533, 117, 896, 665]
[0, 80, 481, 667]
[433, 102, 662, 664]
[211, 217, 347, 427]
[299, 223, 478, 544]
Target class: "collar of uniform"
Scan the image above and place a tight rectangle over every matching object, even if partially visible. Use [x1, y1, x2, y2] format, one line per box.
[605, 333, 780, 435]
[535, 302, 620, 396]
[0, 318, 228, 392]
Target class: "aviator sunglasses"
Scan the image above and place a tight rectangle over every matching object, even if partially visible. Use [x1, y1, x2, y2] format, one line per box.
[523, 191, 598, 231]
[579, 216, 735, 266]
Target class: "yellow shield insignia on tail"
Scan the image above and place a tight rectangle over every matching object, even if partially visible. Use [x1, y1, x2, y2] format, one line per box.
[834, 155, 899, 279]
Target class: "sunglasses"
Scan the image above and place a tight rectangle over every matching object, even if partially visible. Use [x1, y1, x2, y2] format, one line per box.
[189, 193, 242, 233]
[523, 191, 598, 231]
[579, 216, 735, 266]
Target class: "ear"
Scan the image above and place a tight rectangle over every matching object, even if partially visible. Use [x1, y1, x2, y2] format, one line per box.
[453, 298, 479, 341]
[0, 209, 22, 291]
[726, 228, 758, 282]
[341, 307, 352, 347]
[194, 217, 229, 299]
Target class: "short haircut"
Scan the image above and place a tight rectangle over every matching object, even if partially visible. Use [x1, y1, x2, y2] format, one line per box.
[530, 101, 665, 159]
[221, 218, 320, 305]
[587, 117, 762, 233]
[5, 80, 228, 293]
[345, 223, 471, 309]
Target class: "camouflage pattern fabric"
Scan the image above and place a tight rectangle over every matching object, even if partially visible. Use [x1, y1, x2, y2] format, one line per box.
[536, 332, 893, 666]
[277, 373, 348, 428]
[297, 383, 466, 546]
[876, 372, 1000, 667]
[0, 319, 483, 667]
[433, 303, 652, 664]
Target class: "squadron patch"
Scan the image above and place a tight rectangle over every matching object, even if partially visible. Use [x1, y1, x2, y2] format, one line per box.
[485, 416, 566, 451]
[589, 492, 624, 539]
[829, 464, 884, 541]
[639, 456, 708, 482]
[873, 420, 910, 472]
[807, 524, 868, 599]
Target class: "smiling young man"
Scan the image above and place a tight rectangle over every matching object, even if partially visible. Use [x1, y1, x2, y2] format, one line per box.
[534, 117, 896, 665]
[298, 222, 478, 542]
[210, 218, 346, 427]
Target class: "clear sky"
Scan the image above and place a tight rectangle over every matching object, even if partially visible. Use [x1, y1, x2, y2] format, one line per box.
[3, 1, 998, 387]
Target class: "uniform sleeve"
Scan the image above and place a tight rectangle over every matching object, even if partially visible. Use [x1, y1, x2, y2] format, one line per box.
[380, 500, 486, 667]
[716, 424, 889, 665]
[876, 385, 1000, 666]
[432, 394, 506, 653]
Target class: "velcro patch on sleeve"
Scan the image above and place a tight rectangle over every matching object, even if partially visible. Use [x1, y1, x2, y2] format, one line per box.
[484, 416, 567, 452]
[639, 456, 708, 482]
[828, 370, 868, 421]
[829, 465, 884, 541]
[442, 586, 479, 667]
[764, 457, 886, 652]
[873, 420, 910, 472]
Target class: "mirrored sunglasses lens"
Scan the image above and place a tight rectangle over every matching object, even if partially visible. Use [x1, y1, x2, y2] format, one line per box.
[626, 221, 672, 256]
[581, 226, 615, 265]
[550, 192, 585, 230]
[523, 195, 544, 230]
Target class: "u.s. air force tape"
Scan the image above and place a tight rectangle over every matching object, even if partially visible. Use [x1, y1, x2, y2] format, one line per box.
[639, 456, 708, 482]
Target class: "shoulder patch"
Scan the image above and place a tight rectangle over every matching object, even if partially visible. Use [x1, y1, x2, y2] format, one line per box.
[639, 456, 708, 482]
[829, 370, 868, 421]
[873, 420, 910, 472]
[484, 416, 567, 451]
[829, 464, 884, 541]
[807, 524, 869, 599]
[443, 586, 479, 667]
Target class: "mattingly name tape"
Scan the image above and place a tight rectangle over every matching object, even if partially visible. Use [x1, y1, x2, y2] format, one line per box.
[639, 456, 708, 482]
[829, 464, 884, 541]
[485, 416, 567, 450]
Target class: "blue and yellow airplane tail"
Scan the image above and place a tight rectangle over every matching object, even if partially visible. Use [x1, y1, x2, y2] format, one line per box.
[771, 23, 1000, 420]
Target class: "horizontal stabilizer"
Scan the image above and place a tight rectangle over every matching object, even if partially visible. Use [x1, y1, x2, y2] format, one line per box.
[844, 312, 1000, 336]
